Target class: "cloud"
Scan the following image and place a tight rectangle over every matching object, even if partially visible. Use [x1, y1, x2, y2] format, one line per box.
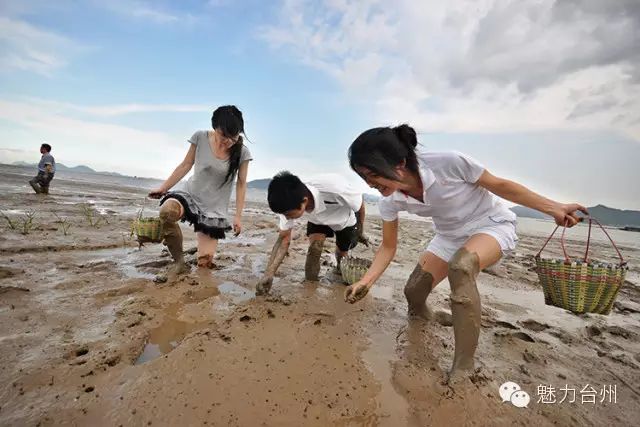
[0, 16, 87, 76]
[98, 0, 197, 25]
[260, 0, 640, 140]
[22, 98, 211, 117]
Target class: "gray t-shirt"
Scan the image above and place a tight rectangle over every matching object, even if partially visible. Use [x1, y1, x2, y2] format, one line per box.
[38, 153, 55, 173]
[184, 130, 252, 218]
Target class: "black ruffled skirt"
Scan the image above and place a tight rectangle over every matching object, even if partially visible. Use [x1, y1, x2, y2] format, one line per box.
[160, 191, 231, 239]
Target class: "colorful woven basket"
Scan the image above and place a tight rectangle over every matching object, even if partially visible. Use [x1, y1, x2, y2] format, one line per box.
[535, 217, 627, 315]
[340, 257, 372, 285]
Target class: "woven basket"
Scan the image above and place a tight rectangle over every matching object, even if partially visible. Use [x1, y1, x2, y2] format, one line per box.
[340, 257, 372, 285]
[132, 217, 163, 243]
[535, 217, 627, 315]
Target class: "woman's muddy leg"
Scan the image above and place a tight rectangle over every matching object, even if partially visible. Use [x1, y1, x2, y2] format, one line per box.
[305, 234, 325, 281]
[448, 248, 481, 376]
[404, 252, 448, 319]
[447, 234, 501, 380]
[159, 199, 188, 273]
[196, 232, 219, 269]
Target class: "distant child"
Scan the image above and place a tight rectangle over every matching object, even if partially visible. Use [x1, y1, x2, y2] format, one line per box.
[29, 143, 55, 194]
[255, 171, 369, 295]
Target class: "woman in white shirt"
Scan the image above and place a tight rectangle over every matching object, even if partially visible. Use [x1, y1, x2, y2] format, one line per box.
[344, 124, 586, 382]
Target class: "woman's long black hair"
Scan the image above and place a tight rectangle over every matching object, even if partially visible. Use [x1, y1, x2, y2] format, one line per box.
[212, 105, 245, 187]
[348, 124, 419, 180]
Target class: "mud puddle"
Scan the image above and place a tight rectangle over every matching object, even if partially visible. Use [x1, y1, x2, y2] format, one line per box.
[361, 329, 411, 424]
[136, 281, 252, 364]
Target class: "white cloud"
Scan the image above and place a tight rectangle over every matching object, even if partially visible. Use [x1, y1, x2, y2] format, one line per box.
[22, 98, 211, 117]
[0, 16, 87, 76]
[260, 0, 640, 140]
[98, 0, 197, 25]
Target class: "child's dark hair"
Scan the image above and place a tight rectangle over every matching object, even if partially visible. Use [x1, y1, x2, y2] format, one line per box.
[348, 124, 419, 180]
[212, 105, 245, 186]
[41, 143, 52, 152]
[267, 171, 308, 214]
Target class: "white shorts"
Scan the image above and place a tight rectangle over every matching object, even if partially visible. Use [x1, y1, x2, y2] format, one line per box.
[426, 216, 518, 263]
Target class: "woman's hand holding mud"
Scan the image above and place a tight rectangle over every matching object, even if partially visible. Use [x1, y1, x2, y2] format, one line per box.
[233, 216, 242, 236]
[344, 281, 371, 304]
[551, 203, 588, 227]
[148, 188, 166, 199]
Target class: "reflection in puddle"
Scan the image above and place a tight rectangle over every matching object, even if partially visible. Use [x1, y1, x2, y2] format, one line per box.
[135, 280, 253, 364]
[135, 304, 209, 365]
[362, 330, 411, 424]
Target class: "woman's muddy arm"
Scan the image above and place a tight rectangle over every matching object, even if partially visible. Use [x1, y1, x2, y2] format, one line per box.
[149, 145, 196, 197]
[345, 219, 398, 303]
[359, 219, 397, 286]
[233, 161, 250, 234]
[477, 170, 587, 226]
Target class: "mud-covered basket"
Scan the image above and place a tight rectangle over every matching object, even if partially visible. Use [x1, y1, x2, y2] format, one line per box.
[340, 257, 372, 285]
[535, 217, 627, 315]
[131, 199, 163, 244]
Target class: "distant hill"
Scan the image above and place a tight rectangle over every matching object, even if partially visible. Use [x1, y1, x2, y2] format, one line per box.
[12, 161, 123, 176]
[511, 205, 640, 227]
[247, 178, 271, 190]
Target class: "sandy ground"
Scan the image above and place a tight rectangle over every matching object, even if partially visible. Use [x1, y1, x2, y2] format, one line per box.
[1, 166, 640, 426]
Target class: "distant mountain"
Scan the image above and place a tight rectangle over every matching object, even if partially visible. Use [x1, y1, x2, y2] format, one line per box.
[11, 161, 123, 176]
[511, 204, 640, 227]
[247, 178, 271, 190]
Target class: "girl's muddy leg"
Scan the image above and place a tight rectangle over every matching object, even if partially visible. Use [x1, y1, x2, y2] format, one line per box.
[196, 232, 218, 269]
[159, 199, 188, 275]
[447, 248, 481, 380]
[305, 235, 325, 281]
[404, 252, 449, 321]
[404, 264, 435, 319]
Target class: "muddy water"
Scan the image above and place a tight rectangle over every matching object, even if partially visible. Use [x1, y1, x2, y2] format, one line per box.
[135, 278, 255, 364]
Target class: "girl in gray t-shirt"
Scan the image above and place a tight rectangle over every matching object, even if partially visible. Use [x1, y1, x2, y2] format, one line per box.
[149, 105, 253, 274]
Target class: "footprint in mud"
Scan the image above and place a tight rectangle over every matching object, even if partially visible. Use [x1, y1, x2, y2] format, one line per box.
[604, 325, 635, 340]
[135, 259, 172, 269]
[0, 266, 22, 279]
[495, 320, 519, 330]
[520, 319, 550, 332]
[494, 330, 536, 343]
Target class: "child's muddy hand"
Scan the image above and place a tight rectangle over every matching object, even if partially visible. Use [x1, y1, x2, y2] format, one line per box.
[344, 282, 370, 303]
[148, 188, 166, 199]
[255, 275, 273, 295]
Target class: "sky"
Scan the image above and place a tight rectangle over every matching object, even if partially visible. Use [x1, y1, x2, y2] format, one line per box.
[1, 0, 639, 210]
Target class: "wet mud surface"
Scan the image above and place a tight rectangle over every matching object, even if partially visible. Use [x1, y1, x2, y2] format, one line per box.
[1, 165, 640, 426]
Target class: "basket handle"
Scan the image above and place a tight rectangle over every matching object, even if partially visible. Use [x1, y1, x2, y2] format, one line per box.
[536, 216, 626, 266]
[536, 222, 566, 260]
[581, 217, 626, 265]
[137, 196, 150, 219]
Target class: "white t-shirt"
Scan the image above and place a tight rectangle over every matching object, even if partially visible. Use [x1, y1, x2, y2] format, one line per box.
[279, 175, 363, 231]
[378, 150, 516, 237]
